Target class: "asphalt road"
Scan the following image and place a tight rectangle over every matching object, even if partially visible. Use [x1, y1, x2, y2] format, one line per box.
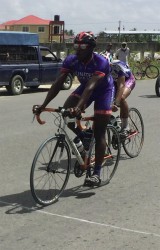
[0, 80, 160, 250]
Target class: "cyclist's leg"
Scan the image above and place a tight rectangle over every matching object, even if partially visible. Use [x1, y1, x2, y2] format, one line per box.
[120, 75, 136, 133]
[84, 86, 114, 186]
[84, 114, 110, 186]
[63, 85, 85, 136]
[94, 114, 110, 168]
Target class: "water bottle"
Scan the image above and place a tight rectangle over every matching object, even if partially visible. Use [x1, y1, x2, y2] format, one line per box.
[115, 116, 122, 132]
[73, 136, 84, 153]
[83, 128, 93, 151]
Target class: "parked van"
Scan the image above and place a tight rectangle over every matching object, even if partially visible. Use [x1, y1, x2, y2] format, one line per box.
[0, 31, 73, 95]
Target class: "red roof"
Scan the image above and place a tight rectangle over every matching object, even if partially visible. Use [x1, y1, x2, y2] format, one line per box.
[2, 20, 17, 25]
[14, 15, 50, 25]
[1, 15, 51, 26]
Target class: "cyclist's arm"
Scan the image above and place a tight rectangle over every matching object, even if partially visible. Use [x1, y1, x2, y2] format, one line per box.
[40, 72, 68, 109]
[114, 75, 125, 105]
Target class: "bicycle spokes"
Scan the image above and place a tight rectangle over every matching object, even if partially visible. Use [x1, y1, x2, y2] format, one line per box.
[30, 136, 71, 206]
[122, 108, 144, 158]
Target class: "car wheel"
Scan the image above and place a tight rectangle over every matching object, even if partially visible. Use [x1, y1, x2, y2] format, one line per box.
[155, 75, 160, 97]
[7, 75, 24, 95]
[62, 74, 73, 90]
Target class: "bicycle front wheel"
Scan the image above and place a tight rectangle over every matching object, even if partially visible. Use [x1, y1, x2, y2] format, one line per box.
[145, 65, 159, 79]
[30, 136, 71, 206]
[133, 66, 143, 80]
[122, 107, 144, 158]
[98, 125, 121, 186]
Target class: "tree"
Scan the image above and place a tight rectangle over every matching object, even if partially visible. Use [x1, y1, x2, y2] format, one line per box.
[64, 30, 75, 36]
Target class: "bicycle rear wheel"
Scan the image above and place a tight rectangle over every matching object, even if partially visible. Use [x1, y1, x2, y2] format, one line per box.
[30, 136, 71, 206]
[122, 107, 144, 158]
[145, 65, 159, 79]
[133, 66, 143, 80]
[89, 125, 121, 186]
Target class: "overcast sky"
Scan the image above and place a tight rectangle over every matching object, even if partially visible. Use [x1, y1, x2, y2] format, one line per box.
[1, 0, 160, 35]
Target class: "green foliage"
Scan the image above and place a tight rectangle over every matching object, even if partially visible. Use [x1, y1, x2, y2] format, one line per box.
[64, 29, 75, 36]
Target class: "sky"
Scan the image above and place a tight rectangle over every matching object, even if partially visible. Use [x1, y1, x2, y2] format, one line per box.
[1, 0, 160, 35]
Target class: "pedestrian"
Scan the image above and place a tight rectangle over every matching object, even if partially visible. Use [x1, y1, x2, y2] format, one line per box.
[115, 42, 130, 65]
[100, 42, 114, 62]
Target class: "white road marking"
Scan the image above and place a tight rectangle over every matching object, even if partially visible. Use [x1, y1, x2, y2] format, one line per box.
[0, 199, 160, 238]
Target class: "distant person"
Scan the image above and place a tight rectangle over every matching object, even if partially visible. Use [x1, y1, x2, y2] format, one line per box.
[100, 42, 114, 62]
[115, 42, 130, 65]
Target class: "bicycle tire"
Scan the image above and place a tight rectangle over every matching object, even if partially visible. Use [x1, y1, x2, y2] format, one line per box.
[30, 136, 71, 206]
[155, 76, 160, 97]
[122, 107, 144, 158]
[145, 65, 159, 79]
[89, 125, 121, 186]
[133, 66, 143, 80]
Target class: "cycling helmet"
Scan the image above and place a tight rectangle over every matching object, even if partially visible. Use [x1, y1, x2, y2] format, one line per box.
[74, 31, 96, 47]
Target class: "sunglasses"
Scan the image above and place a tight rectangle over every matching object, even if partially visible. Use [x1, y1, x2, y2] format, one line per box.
[73, 44, 89, 50]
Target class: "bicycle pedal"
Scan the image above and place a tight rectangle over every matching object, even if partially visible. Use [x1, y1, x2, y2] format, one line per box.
[74, 161, 85, 178]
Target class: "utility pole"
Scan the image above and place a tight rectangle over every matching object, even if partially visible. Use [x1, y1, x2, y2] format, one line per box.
[118, 20, 121, 42]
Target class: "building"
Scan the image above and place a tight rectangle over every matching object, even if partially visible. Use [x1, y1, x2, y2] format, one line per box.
[0, 15, 65, 44]
[100, 30, 160, 43]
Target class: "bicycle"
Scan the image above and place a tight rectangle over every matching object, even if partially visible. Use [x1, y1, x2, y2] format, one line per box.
[30, 107, 121, 206]
[110, 107, 144, 158]
[132, 57, 159, 80]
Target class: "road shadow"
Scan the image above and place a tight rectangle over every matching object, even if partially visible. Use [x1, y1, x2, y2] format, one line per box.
[0, 152, 134, 214]
[0, 182, 96, 215]
[0, 190, 41, 214]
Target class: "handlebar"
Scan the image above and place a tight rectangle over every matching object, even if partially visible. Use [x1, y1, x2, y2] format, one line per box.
[35, 108, 58, 124]
[34, 107, 94, 131]
[35, 107, 82, 125]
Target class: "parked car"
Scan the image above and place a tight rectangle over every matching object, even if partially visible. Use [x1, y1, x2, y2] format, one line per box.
[0, 31, 74, 95]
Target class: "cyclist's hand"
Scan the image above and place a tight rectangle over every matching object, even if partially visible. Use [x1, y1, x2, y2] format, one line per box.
[112, 104, 119, 112]
[69, 107, 82, 118]
[32, 105, 43, 115]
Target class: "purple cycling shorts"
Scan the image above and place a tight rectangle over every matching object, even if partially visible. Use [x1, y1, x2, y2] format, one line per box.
[71, 84, 115, 115]
[125, 74, 136, 90]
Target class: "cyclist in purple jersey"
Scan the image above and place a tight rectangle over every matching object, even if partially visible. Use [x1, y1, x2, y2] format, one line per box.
[111, 60, 136, 137]
[32, 31, 115, 186]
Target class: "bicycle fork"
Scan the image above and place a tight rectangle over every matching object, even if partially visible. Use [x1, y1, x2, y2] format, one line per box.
[46, 135, 65, 172]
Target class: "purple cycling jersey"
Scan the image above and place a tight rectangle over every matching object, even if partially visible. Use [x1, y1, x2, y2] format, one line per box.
[61, 53, 113, 88]
[61, 53, 115, 114]
[111, 60, 135, 90]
